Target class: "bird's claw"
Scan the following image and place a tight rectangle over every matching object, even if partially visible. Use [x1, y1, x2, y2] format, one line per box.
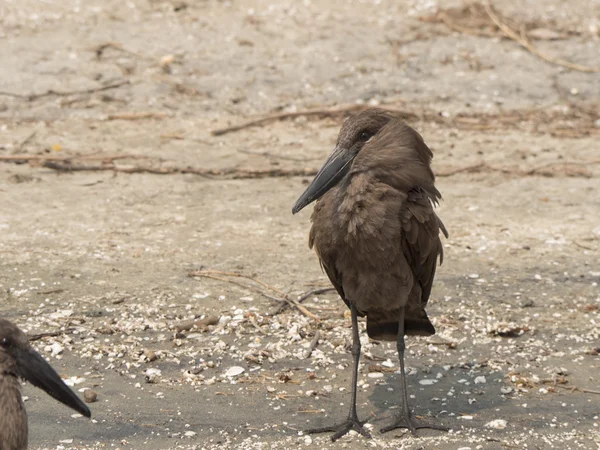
[380, 413, 448, 436]
[308, 417, 371, 442]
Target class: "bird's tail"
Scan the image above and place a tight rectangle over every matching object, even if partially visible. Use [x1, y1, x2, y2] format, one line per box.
[366, 311, 435, 341]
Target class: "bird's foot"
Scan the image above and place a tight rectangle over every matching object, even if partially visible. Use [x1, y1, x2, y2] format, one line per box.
[380, 412, 448, 436]
[308, 416, 371, 442]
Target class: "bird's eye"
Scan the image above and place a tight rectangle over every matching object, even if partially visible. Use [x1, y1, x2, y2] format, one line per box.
[358, 131, 373, 141]
[0, 337, 11, 348]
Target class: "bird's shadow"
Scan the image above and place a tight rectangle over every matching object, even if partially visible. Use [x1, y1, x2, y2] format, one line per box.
[368, 362, 507, 434]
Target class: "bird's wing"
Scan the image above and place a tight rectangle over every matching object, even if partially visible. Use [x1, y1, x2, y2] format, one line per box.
[400, 188, 448, 307]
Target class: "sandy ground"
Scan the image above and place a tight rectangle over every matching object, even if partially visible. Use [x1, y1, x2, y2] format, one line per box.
[1, 0, 599, 449]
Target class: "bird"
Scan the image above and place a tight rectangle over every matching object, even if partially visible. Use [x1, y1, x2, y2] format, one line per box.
[0, 318, 91, 450]
[292, 108, 449, 441]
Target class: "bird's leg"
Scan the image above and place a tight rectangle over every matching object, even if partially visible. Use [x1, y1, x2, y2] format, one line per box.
[307, 303, 371, 441]
[380, 308, 448, 436]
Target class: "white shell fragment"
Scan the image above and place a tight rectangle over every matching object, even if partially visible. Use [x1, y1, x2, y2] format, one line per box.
[485, 419, 508, 429]
[224, 366, 245, 377]
[474, 376, 487, 384]
[418, 379, 438, 385]
[145, 368, 162, 383]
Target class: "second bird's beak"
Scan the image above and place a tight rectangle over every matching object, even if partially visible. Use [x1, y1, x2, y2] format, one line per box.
[16, 348, 91, 418]
[292, 146, 353, 214]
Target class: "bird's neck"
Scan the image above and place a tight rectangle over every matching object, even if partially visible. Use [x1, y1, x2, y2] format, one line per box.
[0, 373, 28, 450]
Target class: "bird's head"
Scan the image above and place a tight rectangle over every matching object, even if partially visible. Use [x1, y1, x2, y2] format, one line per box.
[292, 108, 395, 214]
[0, 318, 91, 418]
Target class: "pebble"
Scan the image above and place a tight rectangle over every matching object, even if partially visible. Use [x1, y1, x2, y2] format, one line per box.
[474, 376, 486, 384]
[419, 379, 438, 385]
[83, 390, 98, 403]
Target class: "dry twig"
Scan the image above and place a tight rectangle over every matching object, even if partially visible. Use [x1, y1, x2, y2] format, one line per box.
[188, 270, 321, 320]
[297, 287, 336, 303]
[274, 287, 337, 315]
[17, 131, 37, 151]
[0, 153, 148, 163]
[41, 160, 318, 179]
[0, 80, 130, 101]
[210, 104, 420, 136]
[437, 160, 599, 178]
[483, 3, 600, 73]
[555, 385, 600, 395]
[174, 315, 220, 333]
[437, 11, 499, 37]
[37, 288, 65, 295]
[28, 329, 75, 342]
[92, 42, 149, 60]
[25, 158, 600, 180]
[304, 330, 321, 359]
[107, 112, 169, 121]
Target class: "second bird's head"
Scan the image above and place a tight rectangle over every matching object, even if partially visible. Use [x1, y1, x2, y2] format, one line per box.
[0, 319, 91, 418]
[292, 108, 398, 214]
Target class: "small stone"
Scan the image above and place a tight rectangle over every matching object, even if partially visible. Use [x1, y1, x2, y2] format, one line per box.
[474, 376, 486, 384]
[367, 372, 384, 379]
[83, 390, 98, 403]
[144, 350, 157, 362]
[419, 379, 438, 385]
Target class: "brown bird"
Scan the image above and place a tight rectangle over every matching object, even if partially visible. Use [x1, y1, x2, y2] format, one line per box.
[292, 108, 449, 441]
[0, 318, 91, 450]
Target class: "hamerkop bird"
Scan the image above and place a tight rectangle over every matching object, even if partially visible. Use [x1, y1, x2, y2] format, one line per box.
[0, 318, 91, 450]
[292, 108, 449, 441]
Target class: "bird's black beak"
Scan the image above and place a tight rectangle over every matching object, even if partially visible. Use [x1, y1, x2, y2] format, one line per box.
[292, 146, 353, 214]
[16, 348, 91, 418]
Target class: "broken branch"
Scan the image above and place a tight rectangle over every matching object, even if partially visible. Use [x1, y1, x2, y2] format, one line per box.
[0, 80, 130, 101]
